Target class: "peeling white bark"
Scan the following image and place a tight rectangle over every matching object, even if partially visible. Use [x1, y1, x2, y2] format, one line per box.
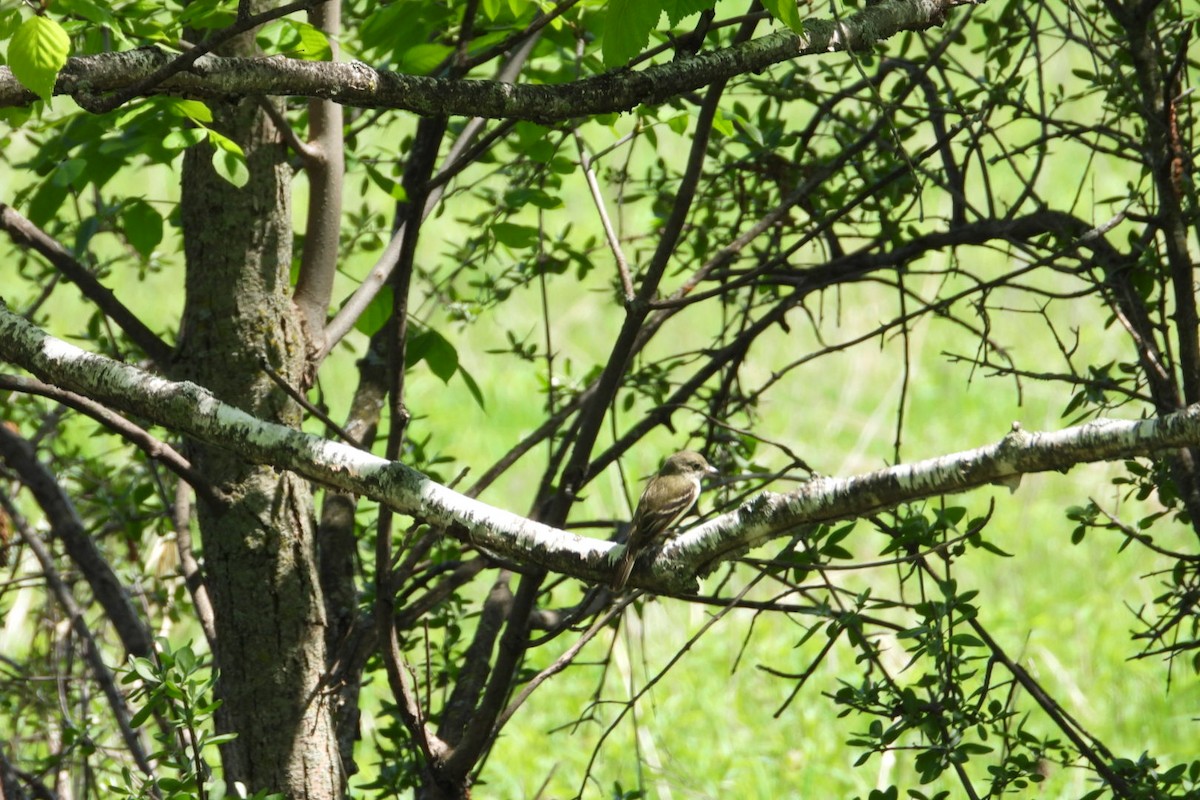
[3, 302, 1198, 593]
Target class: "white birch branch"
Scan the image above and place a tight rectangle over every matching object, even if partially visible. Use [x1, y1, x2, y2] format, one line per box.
[2, 301, 1197, 593]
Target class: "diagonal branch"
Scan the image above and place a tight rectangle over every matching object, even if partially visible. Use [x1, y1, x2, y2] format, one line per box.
[0, 423, 155, 660]
[0, 204, 173, 367]
[0, 490, 155, 778]
[318, 35, 537, 361]
[4, 302, 1200, 594]
[0, 373, 216, 501]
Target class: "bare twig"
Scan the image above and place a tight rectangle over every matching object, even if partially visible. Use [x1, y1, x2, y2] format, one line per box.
[574, 131, 633, 301]
[0, 374, 216, 503]
[0, 490, 156, 779]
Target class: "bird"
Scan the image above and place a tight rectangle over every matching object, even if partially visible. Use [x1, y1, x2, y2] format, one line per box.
[610, 450, 718, 591]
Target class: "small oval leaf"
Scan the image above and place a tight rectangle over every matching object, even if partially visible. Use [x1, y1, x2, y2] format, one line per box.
[8, 15, 70, 104]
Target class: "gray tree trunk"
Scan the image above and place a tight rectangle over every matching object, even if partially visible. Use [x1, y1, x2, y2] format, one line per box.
[174, 24, 343, 799]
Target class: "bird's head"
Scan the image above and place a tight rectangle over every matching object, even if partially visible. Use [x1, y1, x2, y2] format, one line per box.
[660, 450, 718, 479]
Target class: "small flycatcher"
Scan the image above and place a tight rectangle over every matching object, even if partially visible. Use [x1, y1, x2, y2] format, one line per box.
[610, 450, 718, 591]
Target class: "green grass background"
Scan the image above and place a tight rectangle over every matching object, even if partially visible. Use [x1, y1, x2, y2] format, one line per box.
[3, 32, 1198, 800]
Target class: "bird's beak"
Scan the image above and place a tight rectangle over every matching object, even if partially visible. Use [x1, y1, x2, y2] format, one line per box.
[706, 464, 719, 476]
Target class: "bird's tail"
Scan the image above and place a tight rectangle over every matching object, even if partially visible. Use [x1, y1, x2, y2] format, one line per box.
[610, 551, 636, 592]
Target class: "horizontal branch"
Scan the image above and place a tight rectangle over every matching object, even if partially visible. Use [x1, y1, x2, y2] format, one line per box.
[0, 0, 969, 120]
[669, 417, 1188, 576]
[2, 301, 1196, 594]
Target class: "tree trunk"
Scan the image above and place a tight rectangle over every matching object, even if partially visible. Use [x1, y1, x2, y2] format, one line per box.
[174, 30, 343, 800]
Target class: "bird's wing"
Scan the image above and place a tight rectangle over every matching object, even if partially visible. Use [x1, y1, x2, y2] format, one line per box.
[626, 488, 697, 550]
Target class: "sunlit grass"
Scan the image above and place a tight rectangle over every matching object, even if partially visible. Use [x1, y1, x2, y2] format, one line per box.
[3, 21, 1195, 799]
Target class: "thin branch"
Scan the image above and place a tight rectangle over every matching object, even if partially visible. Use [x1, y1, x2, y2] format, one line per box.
[170, 479, 217, 646]
[493, 599, 627, 731]
[319, 35, 539, 360]
[258, 97, 317, 159]
[1088, 497, 1200, 562]
[578, 572, 766, 796]
[917, 553, 1131, 796]
[442, 570, 544, 781]
[459, 0, 581, 71]
[548, 13, 756, 532]
[0, 204, 172, 366]
[574, 131, 633, 301]
[0, 489, 156, 779]
[258, 359, 361, 447]
[0, 374, 217, 504]
[0, 423, 155, 659]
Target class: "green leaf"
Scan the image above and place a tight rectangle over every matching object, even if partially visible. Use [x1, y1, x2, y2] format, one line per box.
[292, 21, 332, 61]
[131, 481, 156, 506]
[8, 15, 71, 105]
[505, 187, 562, 210]
[974, 538, 1013, 557]
[760, 0, 805, 35]
[262, 19, 332, 61]
[949, 633, 985, 648]
[354, 286, 393, 336]
[360, 3, 427, 60]
[162, 128, 208, 154]
[178, 0, 237, 30]
[26, 178, 68, 227]
[128, 702, 155, 728]
[130, 657, 158, 682]
[207, 129, 248, 186]
[365, 164, 408, 202]
[401, 43, 453, 75]
[826, 522, 855, 544]
[0, 8, 23, 41]
[206, 777, 229, 800]
[492, 222, 539, 249]
[820, 544, 853, 560]
[602, 0, 663, 68]
[175, 643, 196, 672]
[50, 158, 86, 187]
[55, 0, 116, 26]
[121, 199, 163, 259]
[165, 98, 214, 124]
[212, 149, 249, 188]
[711, 108, 734, 137]
[661, 0, 715, 26]
[458, 364, 486, 410]
[206, 129, 245, 157]
[408, 328, 458, 383]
